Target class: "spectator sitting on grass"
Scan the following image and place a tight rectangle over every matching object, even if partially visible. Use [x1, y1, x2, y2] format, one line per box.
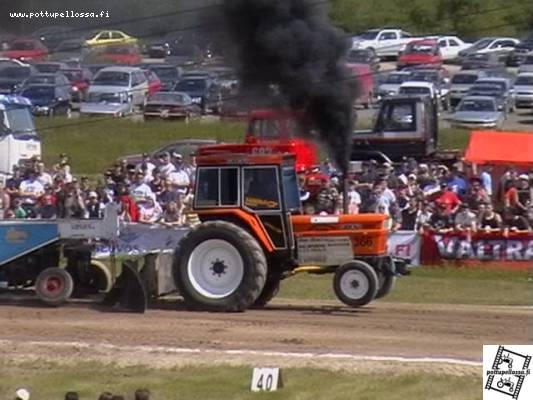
[454, 203, 477, 233]
[135, 389, 151, 400]
[479, 203, 503, 232]
[64, 391, 79, 400]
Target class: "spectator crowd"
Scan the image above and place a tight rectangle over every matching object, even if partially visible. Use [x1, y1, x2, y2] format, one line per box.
[299, 158, 533, 234]
[14, 387, 152, 400]
[1, 151, 532, 235]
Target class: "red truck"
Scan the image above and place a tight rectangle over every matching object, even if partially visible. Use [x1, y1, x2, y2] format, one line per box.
[397, 39, 443, 70]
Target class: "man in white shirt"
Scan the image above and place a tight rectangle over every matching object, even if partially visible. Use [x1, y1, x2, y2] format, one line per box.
[131, 172, 154, 202]
[36, 162, 53, 187]
[19, 171, 45, 207]
[158, 152, 176, 178]
[454, 203, 477, 232]
[168, 168, 190, 196]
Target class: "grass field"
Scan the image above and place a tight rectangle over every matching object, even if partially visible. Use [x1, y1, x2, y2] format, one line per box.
[37, 116, 470, 176]
[0, 362, 480, 400]
[279, 267, 532, 306]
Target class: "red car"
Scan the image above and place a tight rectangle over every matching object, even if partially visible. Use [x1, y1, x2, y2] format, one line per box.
[397, 39, 443, 70]
[61, 68, 93, 102]
[3, 39, 48, 62]
[143, 69, 162, 96]
[97, 45, 141, 65]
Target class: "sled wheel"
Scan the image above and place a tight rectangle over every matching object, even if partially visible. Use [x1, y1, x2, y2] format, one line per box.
[333, 261, 378, 307]
[35, 267, 74, 306]
[174, 221, 267, 312]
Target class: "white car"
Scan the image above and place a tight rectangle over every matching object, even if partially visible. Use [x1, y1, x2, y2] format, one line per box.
[458, 37, 519, 58]
[514, 73, 533, 109]
[352, 28, 415, 58]
[399, 81, 438, 101]
[427, 36, 471, 61]
[518, 52, 533, 74]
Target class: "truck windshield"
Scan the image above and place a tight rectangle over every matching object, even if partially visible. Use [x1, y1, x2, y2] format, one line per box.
[358, 31, 379, 40]
[282, 167, 301, 211]
[1, 107, 37, 138]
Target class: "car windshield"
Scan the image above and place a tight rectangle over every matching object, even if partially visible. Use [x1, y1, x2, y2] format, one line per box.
[405, 43, 436, 54]
[150, 67, 178, 80]
[26, 75, 56, 85]
[409, 72, 438, 83]
[87, 92, 127, 103]
[452, 74, 479, 84]
[35, 64, 62, 73]
[10, 41, 36, 50]
[3, 107, 37, 137]
[515, 75, 533, 85]
[469, 85, 502, 96]
[479, 81, 506, 91]
[21, 86, 55, 98]
[471, 38, 493, 50]
[149, 92, 186, 104]
[175, 79, 206, 91]
[0, 67, 31, 78]
[358, 31, 379, 40]
[458, 99, 495, 112]
[400, 86, 431, 95]
[93, 71, 130, 86]
[383, 73, 410, 84]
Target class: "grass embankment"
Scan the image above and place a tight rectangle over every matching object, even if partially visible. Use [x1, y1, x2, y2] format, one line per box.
[0, 362, 480, 400]
[279, 267, 532, 306]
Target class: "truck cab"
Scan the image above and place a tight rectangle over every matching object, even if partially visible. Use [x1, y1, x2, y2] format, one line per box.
[352, 96, 438, 160]
[0, 95, 41, 184]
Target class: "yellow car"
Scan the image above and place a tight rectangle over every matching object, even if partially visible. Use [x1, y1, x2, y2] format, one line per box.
[85, 30, 138, 47]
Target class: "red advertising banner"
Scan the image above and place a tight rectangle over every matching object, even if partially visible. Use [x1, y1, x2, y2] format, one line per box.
[421, 231, 533, 269]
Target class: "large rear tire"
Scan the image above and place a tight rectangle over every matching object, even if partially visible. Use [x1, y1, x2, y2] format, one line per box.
[251, 275, 281, 309]
[333, 261, 378, 307]
[174, 221, 267, 312]
[375, 274, 396, 299]
[35, 267, 74, 306]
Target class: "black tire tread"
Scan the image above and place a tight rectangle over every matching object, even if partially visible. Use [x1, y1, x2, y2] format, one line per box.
[333, 260, 378, 307]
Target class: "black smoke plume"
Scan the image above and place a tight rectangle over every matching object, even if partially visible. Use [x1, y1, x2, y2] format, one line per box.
[222, 0, 355, 174]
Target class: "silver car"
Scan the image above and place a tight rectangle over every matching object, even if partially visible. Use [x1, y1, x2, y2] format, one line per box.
[517, 52, 533, 74]
[514, 73, 533, 109]
[449, 71, 486, 109]
[449, 95, 505, 129]
[377, 71, 411, 101]
[80, 91, 134, 117]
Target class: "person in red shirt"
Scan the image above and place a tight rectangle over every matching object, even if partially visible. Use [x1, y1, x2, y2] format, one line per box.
[505, 181, 527, 215]
[435, 184, 461, 215]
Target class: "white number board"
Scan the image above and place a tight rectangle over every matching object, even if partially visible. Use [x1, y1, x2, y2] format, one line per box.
[297, 236, 353, 266]
[250, 367, 282, 392]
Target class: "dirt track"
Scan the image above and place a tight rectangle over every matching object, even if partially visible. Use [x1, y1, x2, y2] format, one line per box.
[0, 298, 530, 374]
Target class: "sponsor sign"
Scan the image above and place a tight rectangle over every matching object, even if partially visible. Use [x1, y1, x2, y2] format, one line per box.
[297, 236, 353, 266]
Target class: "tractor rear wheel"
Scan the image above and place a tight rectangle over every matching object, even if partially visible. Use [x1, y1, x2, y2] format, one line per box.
[35, 267, 74, 306]
[333, 261, 378, 307]
[251, 275, 281, 309]
[375, 274, 396, 299]
[174, 221, 267, 312]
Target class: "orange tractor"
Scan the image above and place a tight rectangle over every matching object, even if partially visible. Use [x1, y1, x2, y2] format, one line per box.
[173, 151, 408, 311]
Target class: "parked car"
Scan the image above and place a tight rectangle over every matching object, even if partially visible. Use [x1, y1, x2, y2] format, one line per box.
[85, 64, 110, 76]
[475, 77, 515, 112]
[407, 68, 451, 107]
[31, 26, 74, 51]
[165, 44, 203, 67]
[80, 91, 134, 117]
[346, 48, 379, 73]
[120, 139, 219, 166]
[19, 72, 70, 92]
[507, 33, 533, 67]
[0, 65, 37, 93]
[86, 66, 148, 109]
[0, 57, 29, 68]
[173, 77, 219, 114]
[461, 52, 508, 70]
[143, 91, 202, 120]
[61, 68, 93, 102]
[467, 83, 509, 113]
[49, 39, 89, 63]
[433, 36, 471, 61]
[2, 39, 48, 62]
[449, 70, 487, 108]
[143, 63, 182, 91]
[377, 71, 412, 100]
[143, 69, 162, 97]
[19, 84, 71, 116]
[517, 52, 533, 74]
[34, 62, 70, 74]
[458, 37, 519, 58]
[449, 95, 505, 129]
[351, 28, 415, 58]
[514, 73, 533, 109]
[397, 39, 442, 70]
[85, 30, 138, 47]
[96, 45, 142, 65]
[399, 81, 437, 100]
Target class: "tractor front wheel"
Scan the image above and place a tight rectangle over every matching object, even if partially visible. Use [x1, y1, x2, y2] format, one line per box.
[333, 261, 378, 307]
[174, 221, 267, 312]
[35, 267, 74, 306]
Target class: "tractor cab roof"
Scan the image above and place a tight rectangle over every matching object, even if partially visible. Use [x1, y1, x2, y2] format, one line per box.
[196, 152, 296, 167]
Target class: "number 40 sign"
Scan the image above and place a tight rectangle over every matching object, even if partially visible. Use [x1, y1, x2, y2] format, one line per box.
[250, 367, 283, 392]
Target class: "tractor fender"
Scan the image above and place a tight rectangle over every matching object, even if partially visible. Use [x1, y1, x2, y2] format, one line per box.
[89, 260, 113, 293]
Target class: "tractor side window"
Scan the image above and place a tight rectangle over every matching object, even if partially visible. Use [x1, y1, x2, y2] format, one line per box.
[249, 119, 281, 140]
[282, 167, 301, 211]
[243, 167, 280, 210]
[220, 168, 238, 206]
[196, 168, 219, 207]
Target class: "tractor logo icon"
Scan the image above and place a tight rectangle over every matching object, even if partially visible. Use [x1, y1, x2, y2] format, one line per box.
[484, 345, 532, 399]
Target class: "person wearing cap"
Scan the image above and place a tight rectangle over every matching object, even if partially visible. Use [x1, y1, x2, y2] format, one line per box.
[15, 388, 30, 400]
[454, 203, 477, 233]
[504, 179, 527, 216]
[448, 167, 468, 197]
[435, 182, 461, 215]
[517, 174, 531, 208]
[172, 152, 185, 169]
[168, 164, 190, 197]
[131, 172, 154, 203]
[158, 152, 176, 178]
[18, 169, 44, 217]
[86, 191, 103, 219]
[137, 152, 156, 177]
